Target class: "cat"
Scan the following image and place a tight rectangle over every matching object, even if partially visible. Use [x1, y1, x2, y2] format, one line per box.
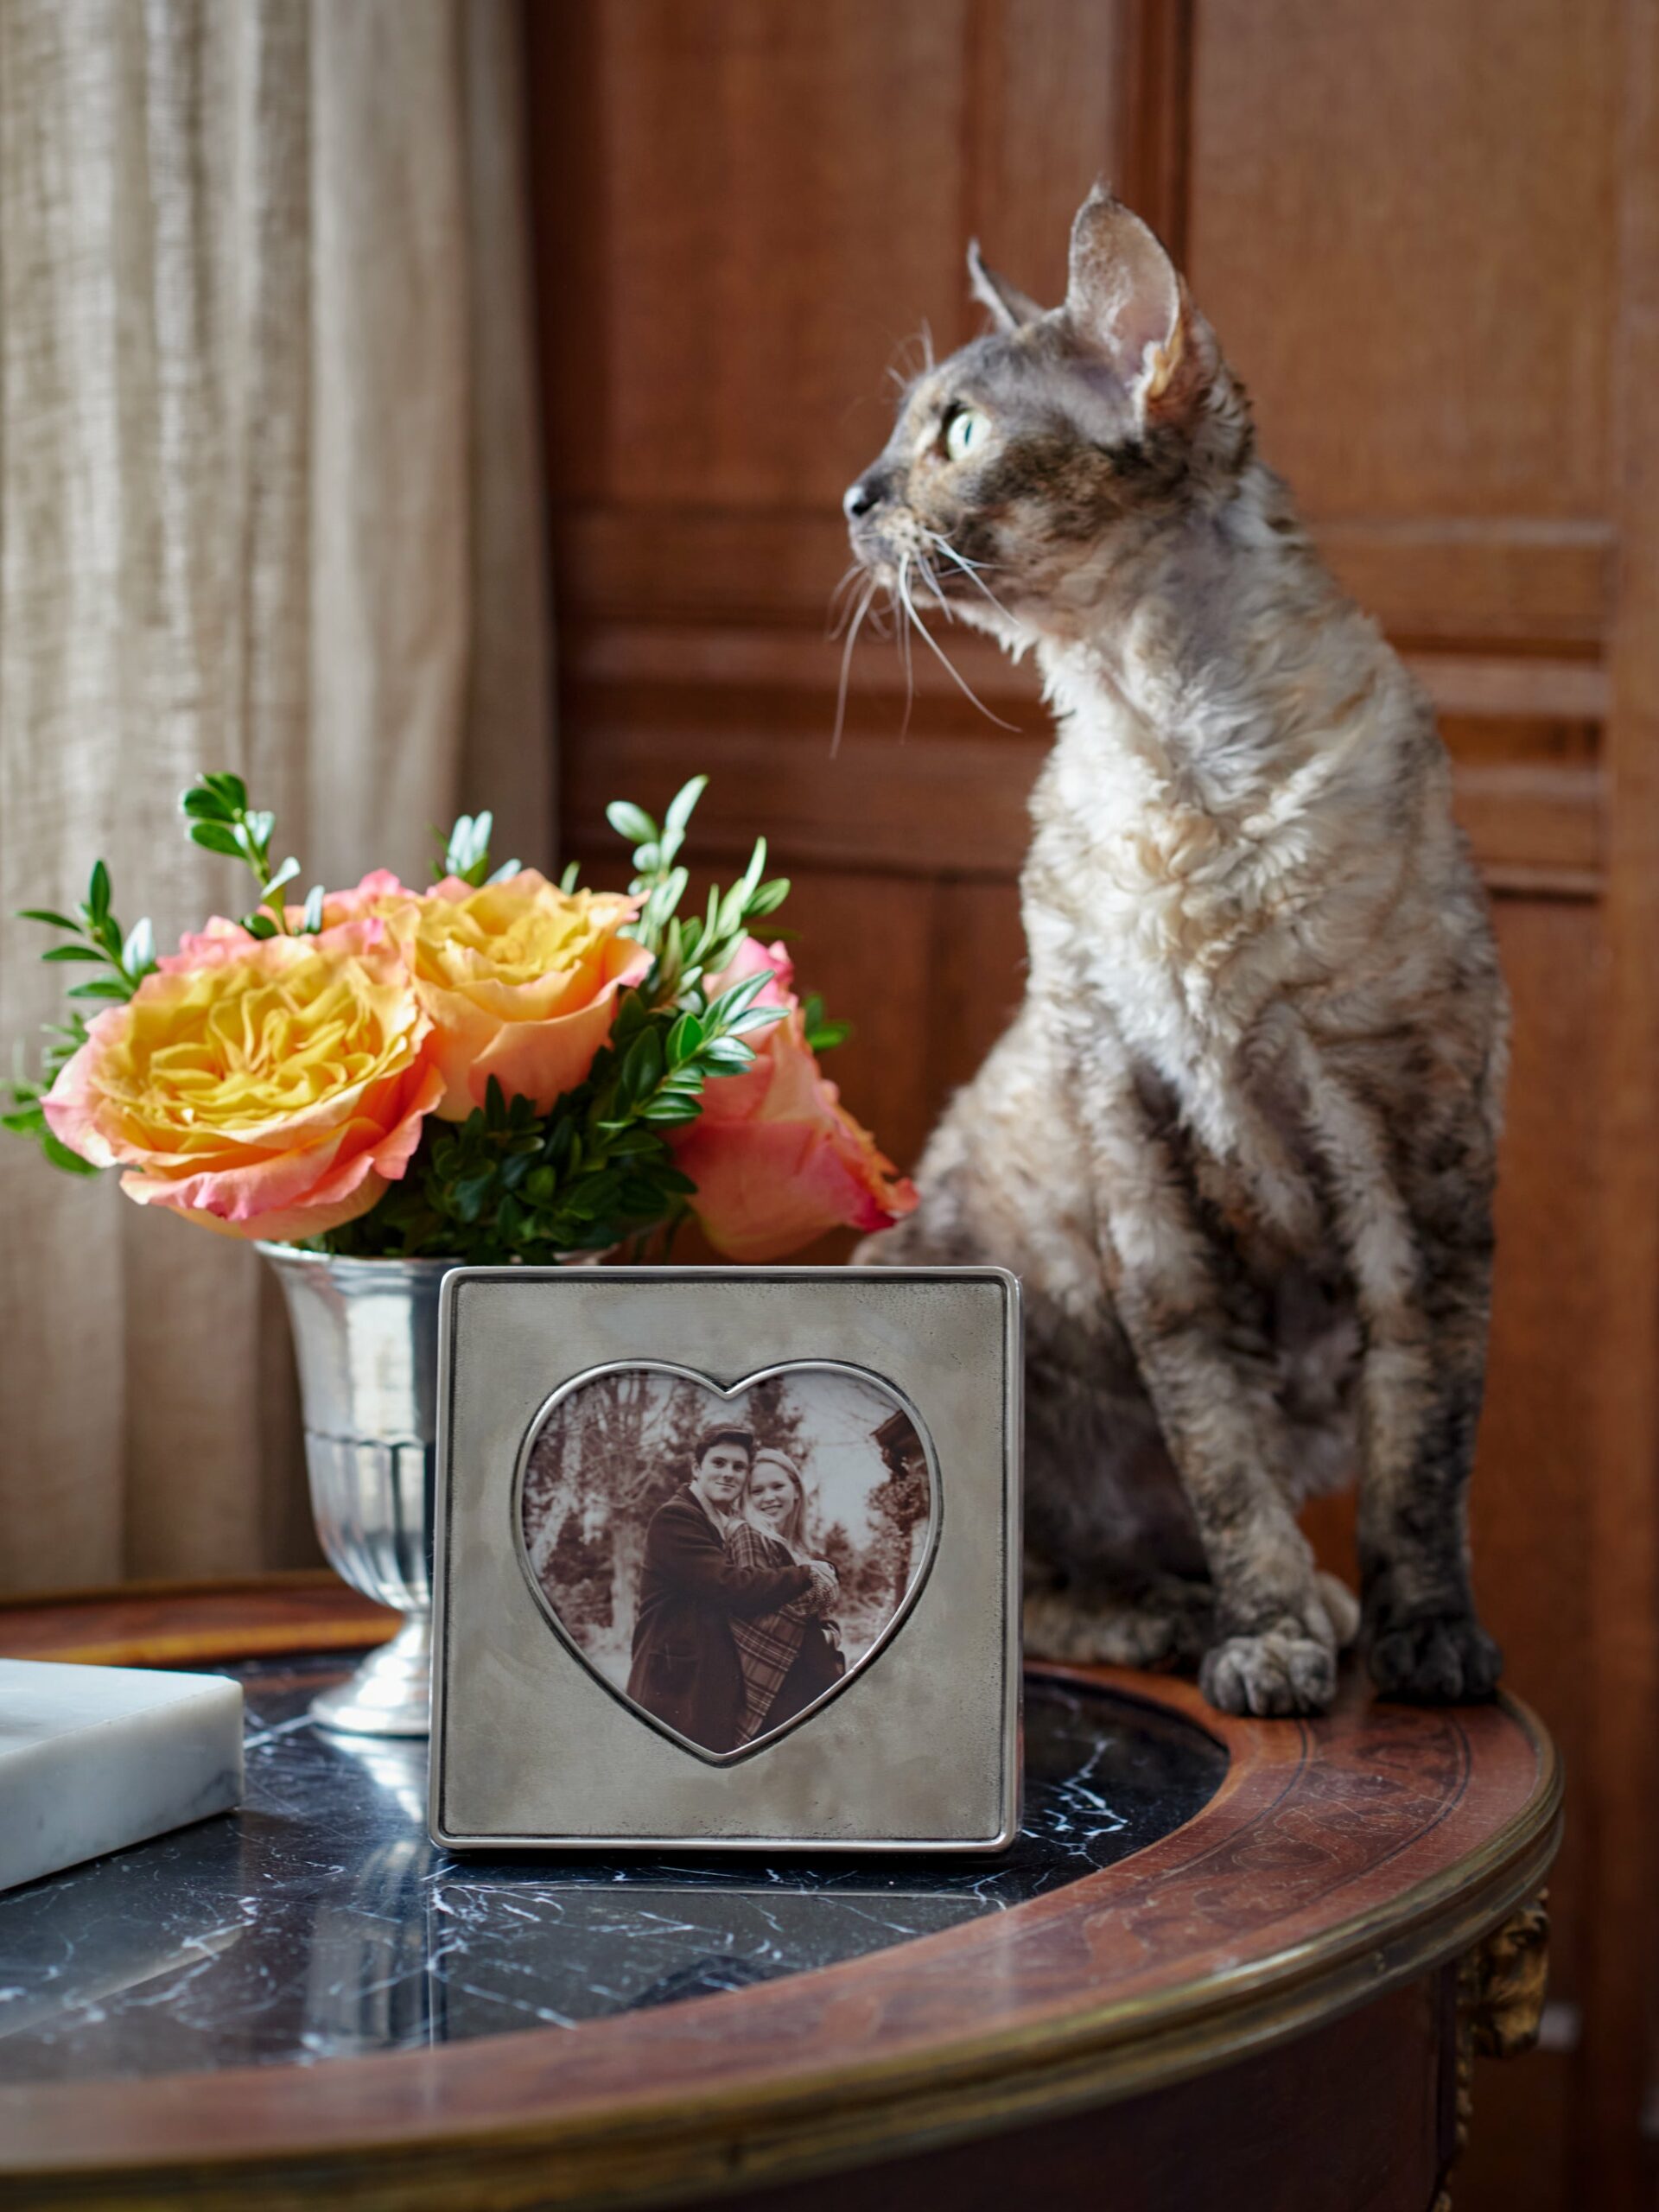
[846, 188, 1506, 1717]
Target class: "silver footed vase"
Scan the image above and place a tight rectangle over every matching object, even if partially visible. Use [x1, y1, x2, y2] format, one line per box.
[260, 1246, 454, 1738]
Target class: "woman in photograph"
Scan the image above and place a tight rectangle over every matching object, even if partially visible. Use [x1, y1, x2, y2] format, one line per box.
[725, 1450, 845, 1744]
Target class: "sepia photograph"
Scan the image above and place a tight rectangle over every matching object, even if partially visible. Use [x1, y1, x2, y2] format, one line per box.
[518, 1366, 933, 1758]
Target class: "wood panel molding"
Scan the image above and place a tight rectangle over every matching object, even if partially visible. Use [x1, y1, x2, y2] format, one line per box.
[555, 510, 1611, 658]
[565, 721, 1605, 900]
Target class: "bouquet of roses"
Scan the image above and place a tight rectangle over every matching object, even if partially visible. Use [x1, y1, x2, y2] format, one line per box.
[4, 774, 917, 1264]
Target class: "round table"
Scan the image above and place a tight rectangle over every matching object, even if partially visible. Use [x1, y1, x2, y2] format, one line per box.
[0, 1575, 1560, 2212]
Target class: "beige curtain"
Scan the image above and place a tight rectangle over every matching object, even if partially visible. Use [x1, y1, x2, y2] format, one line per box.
[0, 0, 552, 1591]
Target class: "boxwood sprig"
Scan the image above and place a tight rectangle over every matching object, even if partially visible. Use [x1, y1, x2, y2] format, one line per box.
[3, 860, 159, 1175]
[180, 772, 327, 938]
[607, 776, 792, 1006]
[319, 966, 785, 1264]
[432, 809, 521, 889]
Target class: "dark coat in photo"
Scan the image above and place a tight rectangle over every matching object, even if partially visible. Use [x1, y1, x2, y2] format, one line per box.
[626, 1486, 814, 1753]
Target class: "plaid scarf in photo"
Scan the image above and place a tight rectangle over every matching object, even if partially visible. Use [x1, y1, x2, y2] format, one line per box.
[726, 1518, 812, 1745]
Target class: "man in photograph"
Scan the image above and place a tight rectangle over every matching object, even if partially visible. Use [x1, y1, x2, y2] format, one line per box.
[626, 1423, 818, 1754]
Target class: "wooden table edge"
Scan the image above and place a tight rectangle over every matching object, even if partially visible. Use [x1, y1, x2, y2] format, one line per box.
[0, 1580, 1562, 2212]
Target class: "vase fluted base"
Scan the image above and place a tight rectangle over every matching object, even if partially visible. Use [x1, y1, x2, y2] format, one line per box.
[310, 1615, 432, 1738]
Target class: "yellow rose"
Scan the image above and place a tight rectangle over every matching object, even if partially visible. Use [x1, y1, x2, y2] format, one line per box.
[42, 921, 443, 1240]
[389, 872, 650, 1117]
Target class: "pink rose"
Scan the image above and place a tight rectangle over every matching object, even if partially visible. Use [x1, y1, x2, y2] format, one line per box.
[670, 939, 918, 1262]
[162, 872, 413, 969]
[45, 920, 443, 1242]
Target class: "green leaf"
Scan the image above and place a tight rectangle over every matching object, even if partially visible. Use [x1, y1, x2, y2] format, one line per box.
[746, 877, 791, 918]
[87, 861, 111, 924]
[699, 1037, 757, 1073]
[703, 968, 772, 1030]
[451, 1171, 495, 1224]
[189, 821, 245, 860]
[620, 1027, 664, 1103]
[122, 917, 155, 975]
[664, 775, 708, 842]
[639, 1094, 703, 1124]
[41, 1131, 101, 1177]
[726, 1003, 787, 1037]
[42, 944, 106, 963]
[245, 809, 276, 851]
[658, 865, 689, 919]
[66, 979, 132, 1001]
[265, 855, 302, 895]
[243, 912, 280, 940]
[17, 908, 81, 931]
[714, 881, 748, 942]
[202, 771, 249, 810]
[611, 990, 651, 1041]
[181, 786, 233, 822]
[666, 1011, 704, 1065]
[604, 1126, 662, 1157]
[1, 1105, 48, 1135]
[606, 800, 658, 847]
[484, 1076, 507, 1132]
[802, 992, 852, 1053]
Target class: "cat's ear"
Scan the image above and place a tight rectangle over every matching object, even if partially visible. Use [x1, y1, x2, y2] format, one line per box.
[1064, 186, 1201, 421]
[967, 239, 1043, 334]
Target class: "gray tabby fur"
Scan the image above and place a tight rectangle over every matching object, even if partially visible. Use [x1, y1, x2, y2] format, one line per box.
[846, 188, 1505, 1716]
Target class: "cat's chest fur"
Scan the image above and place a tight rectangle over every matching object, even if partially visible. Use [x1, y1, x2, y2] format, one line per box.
[1021, 690, 1344, 1240]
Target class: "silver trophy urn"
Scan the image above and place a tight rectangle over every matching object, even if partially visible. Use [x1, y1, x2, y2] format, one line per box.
[261, 1246, 455, 1737]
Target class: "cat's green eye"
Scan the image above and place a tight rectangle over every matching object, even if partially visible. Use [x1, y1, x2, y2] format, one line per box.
[944, 405, 990, 463]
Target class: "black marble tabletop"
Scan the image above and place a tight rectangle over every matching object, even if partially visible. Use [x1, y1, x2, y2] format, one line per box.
[0, 1657, 1224, 2085]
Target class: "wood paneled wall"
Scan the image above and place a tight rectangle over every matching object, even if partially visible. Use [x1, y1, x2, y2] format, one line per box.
[524, 7, 1659, 2206]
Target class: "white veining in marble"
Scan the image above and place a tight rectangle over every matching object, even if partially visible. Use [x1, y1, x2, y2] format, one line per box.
[0, 1661, 243, 1896]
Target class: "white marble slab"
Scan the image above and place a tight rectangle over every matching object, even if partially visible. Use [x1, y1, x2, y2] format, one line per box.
[0, 1660, 243, 1895]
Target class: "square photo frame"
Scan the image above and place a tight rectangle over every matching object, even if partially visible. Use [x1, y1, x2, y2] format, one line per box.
[429, 1266, 1021, 1853]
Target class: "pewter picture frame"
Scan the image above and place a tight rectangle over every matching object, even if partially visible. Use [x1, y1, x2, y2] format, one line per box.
[429, 1266, 1022, 1853]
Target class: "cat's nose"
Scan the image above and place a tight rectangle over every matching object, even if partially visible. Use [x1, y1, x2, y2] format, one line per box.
[843, 474, 886, 521]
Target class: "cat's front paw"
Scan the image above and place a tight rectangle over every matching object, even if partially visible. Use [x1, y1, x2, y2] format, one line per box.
[1366, 1609, 1502, 1704]
[1199, 1619, 1337, 1718]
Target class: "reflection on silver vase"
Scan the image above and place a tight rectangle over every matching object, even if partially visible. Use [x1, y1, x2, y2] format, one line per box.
[260, 1246, 455, 1737]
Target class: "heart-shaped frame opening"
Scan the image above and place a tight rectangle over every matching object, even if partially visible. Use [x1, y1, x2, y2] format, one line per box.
[512, 1360, 941, 1766]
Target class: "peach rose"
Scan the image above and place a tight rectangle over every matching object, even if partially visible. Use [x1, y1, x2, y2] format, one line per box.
[383, 872, 650, 1118]
[43, 920, 443, 1242]
[166, 872, 647, 1122]
[670, 938, 918, 1262]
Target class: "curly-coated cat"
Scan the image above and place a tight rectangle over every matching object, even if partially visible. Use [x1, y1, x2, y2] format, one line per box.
[848, 188, 1505, 1717]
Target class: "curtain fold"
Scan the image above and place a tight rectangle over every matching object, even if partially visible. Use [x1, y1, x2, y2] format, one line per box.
[0, 0, 551, 1590]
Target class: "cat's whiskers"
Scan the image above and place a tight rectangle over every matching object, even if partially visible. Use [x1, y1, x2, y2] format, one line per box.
[831, 575, 880, 757]
[826, 561, 867, 639]
[892, 552, 1020, 733]
[912, 547, 952, 615]
[925, 530, 1019, 626]
[893, 556, 918, 741]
